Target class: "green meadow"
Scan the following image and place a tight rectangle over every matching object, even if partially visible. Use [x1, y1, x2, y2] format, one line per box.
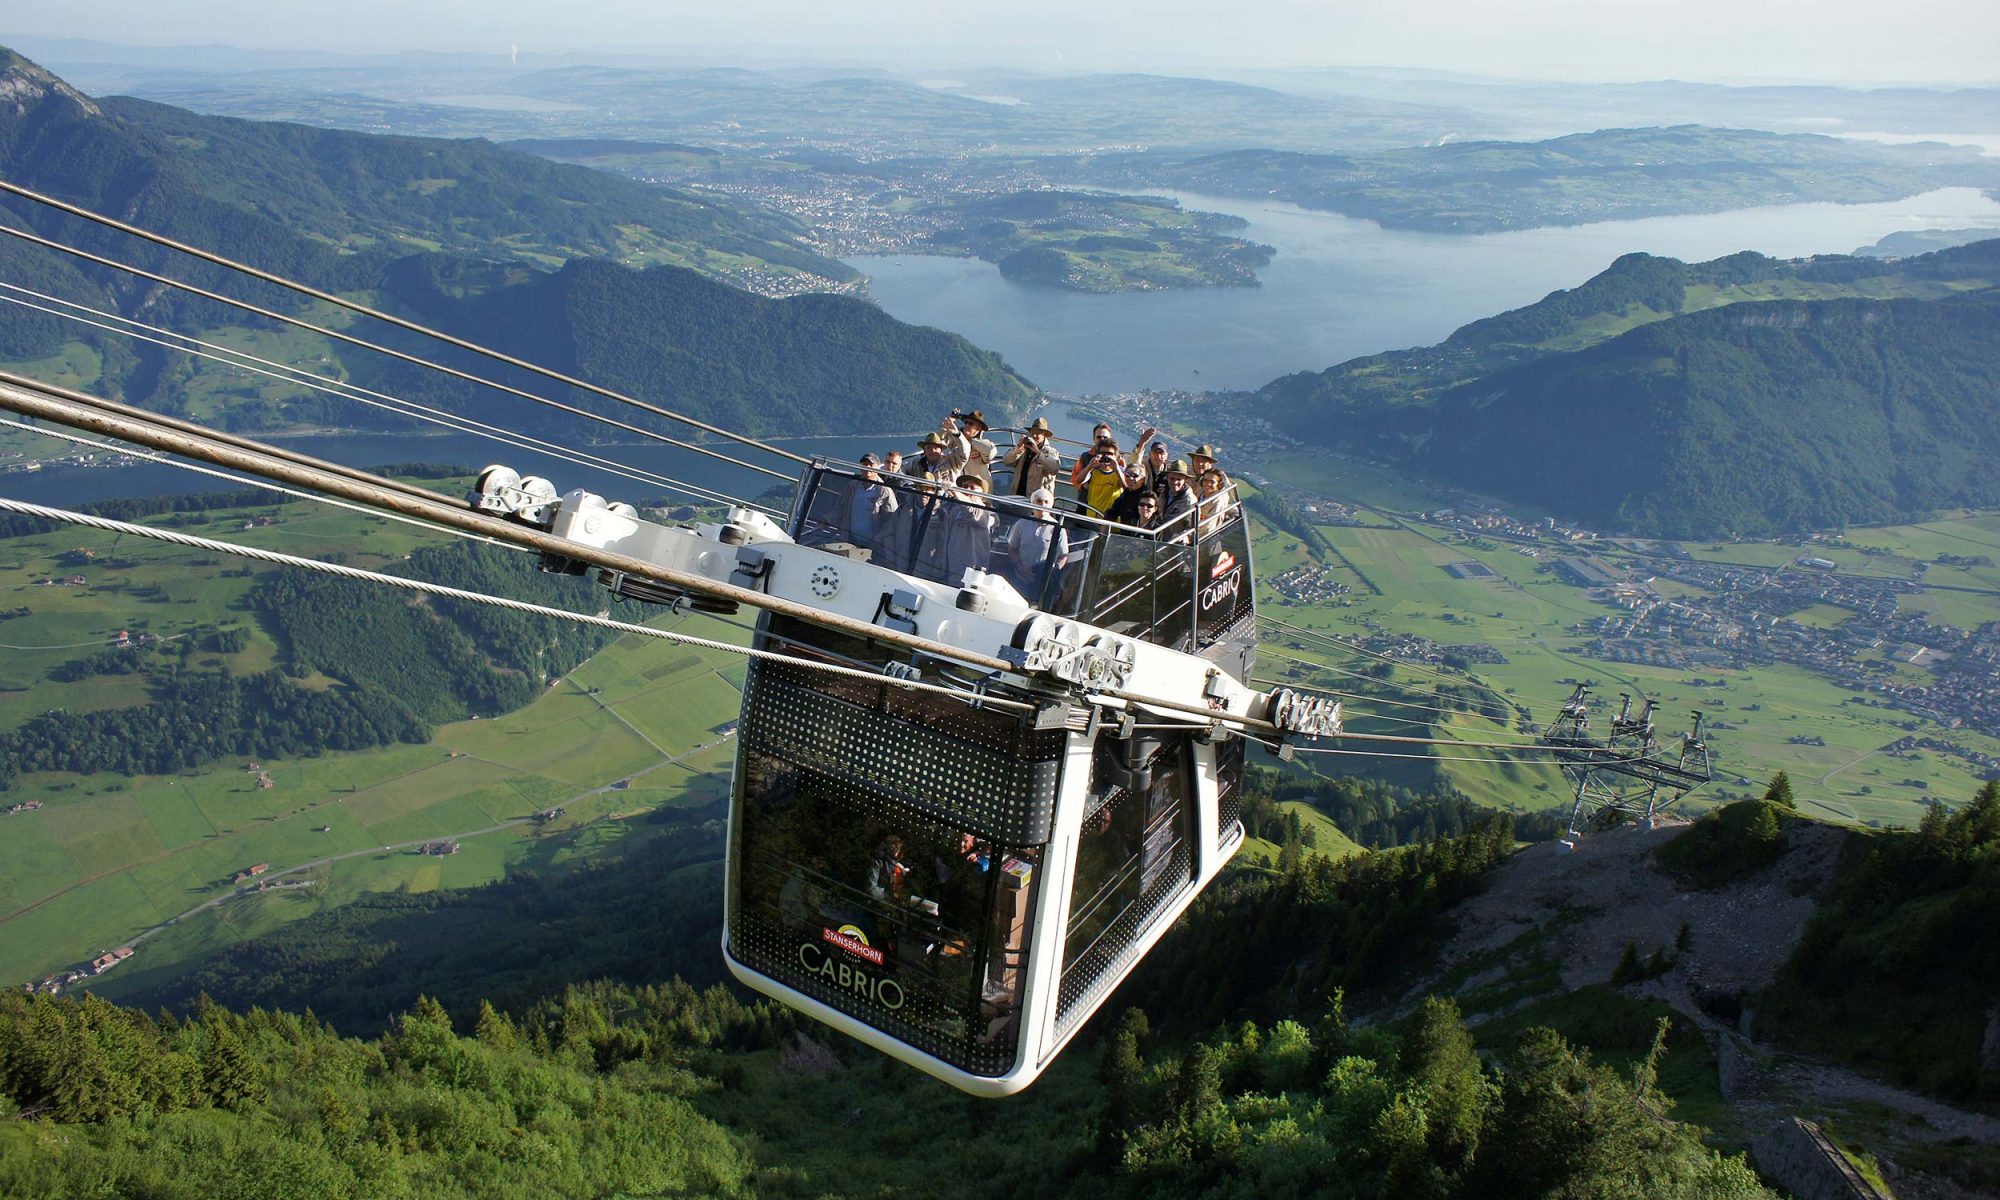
[0, 483, 750, 987]
[1248, 495, 2000, 825]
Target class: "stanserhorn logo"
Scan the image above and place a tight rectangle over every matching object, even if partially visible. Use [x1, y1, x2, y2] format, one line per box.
[1201, 548, 1243, 611]
[823, 925, 884, 965]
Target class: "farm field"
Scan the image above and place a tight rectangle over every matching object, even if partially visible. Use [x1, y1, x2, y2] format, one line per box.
[0, 621, 748, 987]
[1250, 506, 2000, 825]
[0, 479, 751, 988]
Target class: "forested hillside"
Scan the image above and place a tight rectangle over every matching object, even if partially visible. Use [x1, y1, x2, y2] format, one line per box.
[0, 534, 625, 790]
[375, 255, 1037, 439]
[1261, 240, 2000, 536]
[0, 47, 844, 284]
[0, 47, 1036, 439]
[0, 817, 1776, 1200]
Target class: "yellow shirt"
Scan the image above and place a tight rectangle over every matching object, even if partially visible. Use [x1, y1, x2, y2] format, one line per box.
[1082, 465, 1124, 516]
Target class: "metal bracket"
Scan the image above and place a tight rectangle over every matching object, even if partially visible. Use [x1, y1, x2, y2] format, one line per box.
[876, 588, 923, 637]
[730, 545, 772, 591]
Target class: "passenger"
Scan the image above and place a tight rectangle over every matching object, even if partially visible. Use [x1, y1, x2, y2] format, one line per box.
[849, 454, 899, 558]
[1003, 417, 1063, 498]
[883, 449, 904, 476]
[1155, 458, 1196, 539]
[880, 476, 938, 573]
[1132, 491, 1161, 531]
[869, 834, 910, 902]
[1190, 443, 1219, 479]
[1104, 463, 1155, 526]
[1141, 438, 1172, 494]
[905, 431, 953, 483]
[943, 410, 997, 490]
[1196, 467, 1235, 537]
[1006, 484, 1070, 600]
[1079, 439, 1126, 517]
[1070, 421, 1157, 491]
[938, 474, 997, 583]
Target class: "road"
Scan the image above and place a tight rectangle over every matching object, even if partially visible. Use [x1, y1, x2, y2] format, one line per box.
[129, 818, 534, 946]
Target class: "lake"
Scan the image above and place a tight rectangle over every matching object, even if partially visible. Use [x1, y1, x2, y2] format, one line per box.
[847, 186, 2000, 396]
[10, 185, 1998, 508]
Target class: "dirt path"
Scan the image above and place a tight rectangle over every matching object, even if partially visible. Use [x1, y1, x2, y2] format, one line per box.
[1818, 747, 1882, 787]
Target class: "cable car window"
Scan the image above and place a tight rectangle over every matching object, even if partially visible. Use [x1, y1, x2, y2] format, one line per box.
[1151, 540, 1198, 652]
[733, 747, 1043, 1075]
[1214, 734, 1246, 845]
[1056, 734, 1196, 1030]
[1085, 530, 1157, 637]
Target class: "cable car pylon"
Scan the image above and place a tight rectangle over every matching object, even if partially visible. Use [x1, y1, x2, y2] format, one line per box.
[1539, 683, 1713, 838]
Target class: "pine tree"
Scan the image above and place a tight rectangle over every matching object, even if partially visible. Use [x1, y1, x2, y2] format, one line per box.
[1761, 771, 1796, 810]
[1095, 1007, 1150, 1159]
[1404, 997, 1496, 1183]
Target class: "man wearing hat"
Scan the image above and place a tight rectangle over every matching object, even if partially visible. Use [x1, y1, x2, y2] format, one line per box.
[1190, 443, 1218, 478]
[938, 472, 997, 582]
[1003, 416, 1062, 498]
[940, 410, 997, 490]
[904, 430, 953, 483]
[1156, 458, 1196, 533]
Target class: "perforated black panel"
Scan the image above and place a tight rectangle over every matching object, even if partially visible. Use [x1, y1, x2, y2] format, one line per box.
[731, 907, 1021, 1076]
[743, 661, 1063, 844]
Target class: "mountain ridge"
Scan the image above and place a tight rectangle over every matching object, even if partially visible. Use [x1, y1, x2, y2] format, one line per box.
[1262, 240, 2000, 535]
[0, 47, 1035, 439]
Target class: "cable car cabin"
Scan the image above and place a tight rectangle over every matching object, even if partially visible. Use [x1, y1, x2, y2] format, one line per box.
[723, 461, 1259, 1096]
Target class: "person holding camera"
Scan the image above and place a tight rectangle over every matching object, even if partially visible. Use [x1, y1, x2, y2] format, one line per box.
[1004, 417, 1063, 498]
[1070, 422, 1156, 492]
[1080, 439, 1126, 517]
[940, 409, 996, 490]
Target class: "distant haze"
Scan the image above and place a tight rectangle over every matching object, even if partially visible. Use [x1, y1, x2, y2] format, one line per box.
[5, 0, 1998, 85]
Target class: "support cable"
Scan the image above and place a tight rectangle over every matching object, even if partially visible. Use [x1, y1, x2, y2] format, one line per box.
[0, 285, 777, 515]
[0, 181, 807, 465]
[0, 495, 1032, 713]
[1254, 659, 1517, 723]
[0, 221, 795, 481]
[0, 416, 519, 548]
[0, 372, 1027, 674]
[1259, 614, 1524, 709]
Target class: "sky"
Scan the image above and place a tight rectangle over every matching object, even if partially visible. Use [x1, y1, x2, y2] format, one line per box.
[4, 0, 1997, 85]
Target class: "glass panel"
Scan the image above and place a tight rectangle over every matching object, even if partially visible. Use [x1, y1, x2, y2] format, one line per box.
[1152, 540, 1198, 652]
[1087, 531, 1159, 637]
[734, 747, 1043, 1073]
[1214, 734, 1246, 844]
[1195, 512, 1255, 649]
[1056, 734, 1196, 1027]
